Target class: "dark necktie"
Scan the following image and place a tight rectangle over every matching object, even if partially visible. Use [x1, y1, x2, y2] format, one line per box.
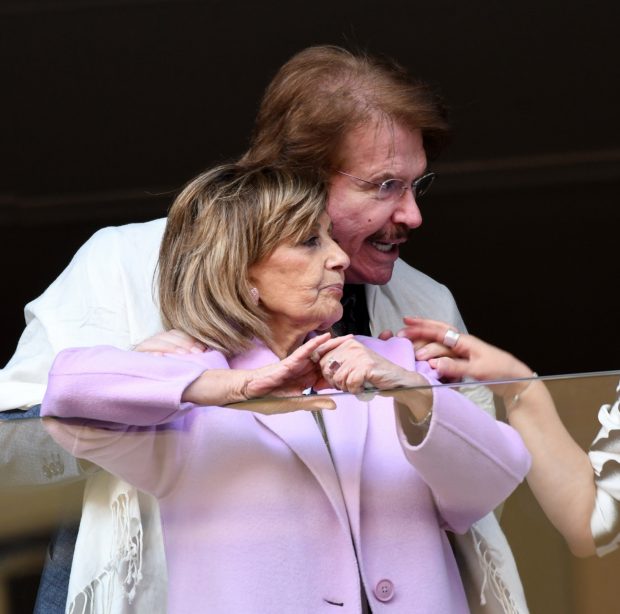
[332, 284, 371, 337]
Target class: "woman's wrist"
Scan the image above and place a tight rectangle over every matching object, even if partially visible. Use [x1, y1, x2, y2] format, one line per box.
[395, 399, 433, 446]
[237, 370, 256, 402]
[502, 372, 539, 413]
[391, 386, 433, 423]
[182, 369, 250, 405]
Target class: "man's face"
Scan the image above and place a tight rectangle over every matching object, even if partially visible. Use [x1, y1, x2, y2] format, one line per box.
[327, 122, 427, 285]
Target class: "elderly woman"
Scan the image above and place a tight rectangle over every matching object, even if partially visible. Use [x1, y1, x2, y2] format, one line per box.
[41, 164, 530, 614]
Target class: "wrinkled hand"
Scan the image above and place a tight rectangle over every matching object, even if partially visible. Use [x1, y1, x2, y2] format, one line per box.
[233, 333, 344, 412]
[133, 329, 207, 356]
[310, 336, 428, 394]
[395, 317, 534, 393]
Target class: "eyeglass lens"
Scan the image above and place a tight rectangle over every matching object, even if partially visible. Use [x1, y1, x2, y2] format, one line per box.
[412, 173, 435, 198]
[378, 173, 435, 200]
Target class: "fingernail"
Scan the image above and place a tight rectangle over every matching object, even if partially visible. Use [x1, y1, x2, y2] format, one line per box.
[416, 349, 428, 359]
[175, 348, 190, 354]
[190, 346, 204, 354]
[396, 330, 406, 337]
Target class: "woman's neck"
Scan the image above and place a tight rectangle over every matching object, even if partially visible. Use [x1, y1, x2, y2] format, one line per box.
[266, 317, 315, 359]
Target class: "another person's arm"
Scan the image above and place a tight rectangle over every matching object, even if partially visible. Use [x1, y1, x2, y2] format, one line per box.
[396, 317, 597, 556]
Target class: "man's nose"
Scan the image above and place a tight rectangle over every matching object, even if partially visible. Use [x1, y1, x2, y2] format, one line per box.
[392, 190, 422, 228]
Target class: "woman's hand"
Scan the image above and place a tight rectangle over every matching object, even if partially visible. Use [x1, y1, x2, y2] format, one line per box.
[395, 317, 534, 393]
[242, 333, 342, 400]
[311, 336, 428, 394]
[183, 333, 341, 413]
[133, 329, 207, 356]
[309, 336, 433, 422]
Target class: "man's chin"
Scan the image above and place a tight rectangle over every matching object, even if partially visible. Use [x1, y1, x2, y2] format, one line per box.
[345, 264, 394, 286]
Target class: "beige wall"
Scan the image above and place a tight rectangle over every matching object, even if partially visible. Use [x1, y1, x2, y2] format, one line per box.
[501, 374, 620, 614]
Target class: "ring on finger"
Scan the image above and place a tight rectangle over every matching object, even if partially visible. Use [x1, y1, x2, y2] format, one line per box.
[326, 357, 342, 374]
[443, 329, 461, 348]
[309, 350, 320, 364]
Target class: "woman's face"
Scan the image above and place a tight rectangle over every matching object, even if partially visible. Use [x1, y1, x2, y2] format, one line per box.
[249, 213, 350, 333]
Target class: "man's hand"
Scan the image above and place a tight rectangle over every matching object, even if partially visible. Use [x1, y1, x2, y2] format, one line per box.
[133, 329, 207, 356]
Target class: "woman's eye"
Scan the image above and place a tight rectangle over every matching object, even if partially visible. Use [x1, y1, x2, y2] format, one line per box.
[302, 236, 320, 247]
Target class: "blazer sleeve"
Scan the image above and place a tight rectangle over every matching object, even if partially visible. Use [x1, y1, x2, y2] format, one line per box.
[41, 346, 230, 498]
[41, 345, 229, 425]
[362, 336, 531, 534]
[397, 381, 531, 533]
[43, 413, 192, 499]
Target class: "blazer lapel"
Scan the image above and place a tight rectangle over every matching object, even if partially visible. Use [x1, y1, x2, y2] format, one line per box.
[230, 342, 351, 531]
[322, 393, 368, 538]
[254, 410, 351, 531]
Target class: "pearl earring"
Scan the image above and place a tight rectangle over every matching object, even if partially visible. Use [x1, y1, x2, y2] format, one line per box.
[250, 287, 260, 304]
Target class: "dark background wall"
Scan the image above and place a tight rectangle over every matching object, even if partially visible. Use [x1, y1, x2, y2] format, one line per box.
[1, 0, 619, 375]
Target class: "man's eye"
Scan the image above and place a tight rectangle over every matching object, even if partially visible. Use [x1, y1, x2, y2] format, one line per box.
[378, 179, 404, 198]
[384, 179, 405, 193]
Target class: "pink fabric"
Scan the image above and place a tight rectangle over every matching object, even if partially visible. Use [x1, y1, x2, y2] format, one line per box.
[42, 336, 530, 614]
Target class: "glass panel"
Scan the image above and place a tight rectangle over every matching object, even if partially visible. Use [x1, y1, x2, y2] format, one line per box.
[1, 370, 619, 613]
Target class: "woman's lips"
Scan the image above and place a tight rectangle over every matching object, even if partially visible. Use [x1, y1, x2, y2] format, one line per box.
[321, 283, 344, 295]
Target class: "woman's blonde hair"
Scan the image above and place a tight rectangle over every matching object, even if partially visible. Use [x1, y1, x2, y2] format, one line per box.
[158, 164, 326, 356]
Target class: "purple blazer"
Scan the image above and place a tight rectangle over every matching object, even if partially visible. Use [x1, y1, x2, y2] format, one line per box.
[42, 336, 530, 614]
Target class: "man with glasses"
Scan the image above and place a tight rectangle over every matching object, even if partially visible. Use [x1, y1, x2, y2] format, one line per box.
[1, 45, 527, 613]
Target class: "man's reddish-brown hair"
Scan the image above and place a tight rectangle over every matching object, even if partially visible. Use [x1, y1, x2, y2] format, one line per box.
[242, 45, 450, 176]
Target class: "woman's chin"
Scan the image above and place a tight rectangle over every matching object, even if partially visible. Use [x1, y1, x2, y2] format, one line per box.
[316, 310, 344, 332]
[298, 304, 343, 335]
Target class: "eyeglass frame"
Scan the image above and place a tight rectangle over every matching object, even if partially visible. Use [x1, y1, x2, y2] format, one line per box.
[335, 170, 436, 202]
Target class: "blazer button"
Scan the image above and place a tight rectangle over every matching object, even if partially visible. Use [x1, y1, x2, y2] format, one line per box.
[374, 579, 395, 602]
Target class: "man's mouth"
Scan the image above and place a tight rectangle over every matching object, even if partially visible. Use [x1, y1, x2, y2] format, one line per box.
[368, 226, 409, 254]
[369, 239, 404, 253]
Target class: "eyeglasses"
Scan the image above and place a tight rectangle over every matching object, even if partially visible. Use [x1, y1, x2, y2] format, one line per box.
[336, 170, 436, 202]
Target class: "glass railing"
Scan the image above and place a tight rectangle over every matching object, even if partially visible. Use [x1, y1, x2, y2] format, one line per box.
[1, 370, 619, 614]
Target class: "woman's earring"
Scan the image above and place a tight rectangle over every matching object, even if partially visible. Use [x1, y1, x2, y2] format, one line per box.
[250, 287, 260, 304]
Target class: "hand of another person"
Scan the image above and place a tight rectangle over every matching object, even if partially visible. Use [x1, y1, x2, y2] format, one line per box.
[133, 329, 207, 356]
[378, 317, 449, 359]
[400, 318, 600, 558]
[396, 317, 534, 394]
